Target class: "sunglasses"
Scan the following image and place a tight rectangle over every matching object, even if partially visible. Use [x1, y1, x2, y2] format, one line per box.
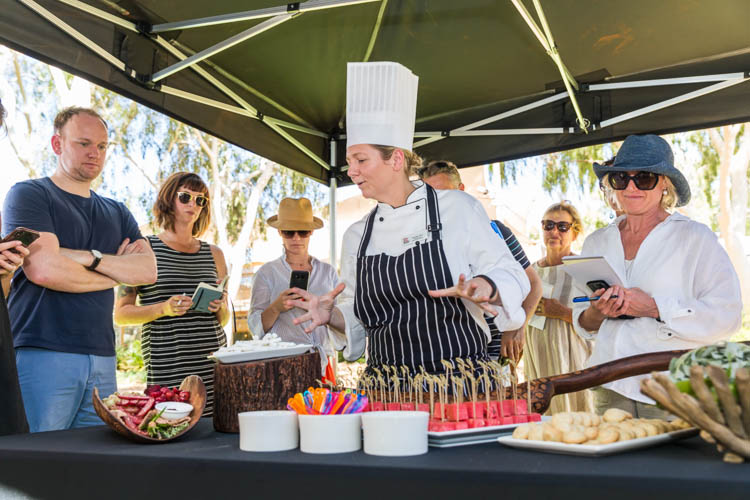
[177, 191, 208, 207]
[608, 172, 660, 191]
[541, 220, 573, 233]
[281, 230, 312, 239]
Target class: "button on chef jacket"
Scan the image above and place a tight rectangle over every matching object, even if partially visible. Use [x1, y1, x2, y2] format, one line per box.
[329, 181, 530, 361]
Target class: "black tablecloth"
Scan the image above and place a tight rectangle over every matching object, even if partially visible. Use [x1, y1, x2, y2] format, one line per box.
[0, 419, 746, 500]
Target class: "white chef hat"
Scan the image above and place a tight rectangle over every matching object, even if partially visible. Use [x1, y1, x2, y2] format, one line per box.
[346, 62, 419, 151]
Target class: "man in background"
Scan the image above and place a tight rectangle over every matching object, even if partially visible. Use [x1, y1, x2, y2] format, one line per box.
[419, 160, 542, 363]
[2, 106, 157, 432]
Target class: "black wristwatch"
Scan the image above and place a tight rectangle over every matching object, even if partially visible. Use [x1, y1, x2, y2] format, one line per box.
[474, 274, 498, 302]
[86, 249, 103, 271]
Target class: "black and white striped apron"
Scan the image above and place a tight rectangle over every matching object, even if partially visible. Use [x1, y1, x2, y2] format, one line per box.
[353, 184, 489, 376]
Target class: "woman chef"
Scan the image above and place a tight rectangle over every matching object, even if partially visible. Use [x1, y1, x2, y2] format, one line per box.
[290, 62, 530, 379]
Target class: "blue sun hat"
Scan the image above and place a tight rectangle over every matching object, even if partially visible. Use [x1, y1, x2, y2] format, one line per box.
[593, 134, 691, 207]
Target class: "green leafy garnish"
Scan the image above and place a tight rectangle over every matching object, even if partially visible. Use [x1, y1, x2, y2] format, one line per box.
[669, 342, 750, 384]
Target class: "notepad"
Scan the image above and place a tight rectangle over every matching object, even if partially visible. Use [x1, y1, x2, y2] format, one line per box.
[190, 275, 229, 313]
[561, 255, 626, 289]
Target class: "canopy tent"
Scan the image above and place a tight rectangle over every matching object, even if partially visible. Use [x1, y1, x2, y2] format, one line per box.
[2, 0, 750, 263]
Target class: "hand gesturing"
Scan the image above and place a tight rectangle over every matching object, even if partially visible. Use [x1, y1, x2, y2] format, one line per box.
[290, 283, 346, 333]
[428, 273, 498, 316]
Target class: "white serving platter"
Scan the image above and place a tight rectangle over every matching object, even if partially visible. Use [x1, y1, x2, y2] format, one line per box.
[496, 427, 698, 456]
[208, 344, 314, 364]
[428, 417, 549, 448]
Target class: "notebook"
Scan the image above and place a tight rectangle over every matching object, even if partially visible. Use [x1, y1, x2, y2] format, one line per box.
[190, 275, 229, 313]
[560, 255, 626, 290]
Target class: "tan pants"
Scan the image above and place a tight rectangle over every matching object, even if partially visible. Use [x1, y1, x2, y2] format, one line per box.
[593, 387, 673, 420]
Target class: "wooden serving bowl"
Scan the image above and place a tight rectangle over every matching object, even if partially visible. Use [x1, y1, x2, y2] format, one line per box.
[93, 375, 206, 444]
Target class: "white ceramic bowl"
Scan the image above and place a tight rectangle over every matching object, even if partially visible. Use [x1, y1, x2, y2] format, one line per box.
[155, 402, 194, 420]
[238, 410, 299, 452]
[298, 413, 361, 454]
[361, 411, 429, 456]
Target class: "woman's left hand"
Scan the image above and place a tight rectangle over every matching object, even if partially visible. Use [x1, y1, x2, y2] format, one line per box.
[428, 273, 498, 316]
[207, 280, 228, 313]
[535, 298, 569, 320]
[620, 287, 660, 318]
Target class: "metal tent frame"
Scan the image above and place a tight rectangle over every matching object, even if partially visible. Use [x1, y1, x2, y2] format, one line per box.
[6, 0, 750, 266]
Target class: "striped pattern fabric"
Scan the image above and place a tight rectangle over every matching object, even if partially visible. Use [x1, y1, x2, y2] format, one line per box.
[354, 184, 489, 391]
[138, 236, 227, 415]
[487, 220, 531, 360]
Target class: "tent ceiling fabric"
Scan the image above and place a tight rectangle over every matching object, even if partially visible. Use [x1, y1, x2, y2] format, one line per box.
[2, 0, 750, 185]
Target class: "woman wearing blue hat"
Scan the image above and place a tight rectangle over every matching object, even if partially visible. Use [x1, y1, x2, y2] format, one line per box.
[574, 134, 742, 417]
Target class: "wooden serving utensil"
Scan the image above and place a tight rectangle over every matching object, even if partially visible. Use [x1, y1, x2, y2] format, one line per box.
[511, 342, 750, 414]
[93, 375, 206, 444]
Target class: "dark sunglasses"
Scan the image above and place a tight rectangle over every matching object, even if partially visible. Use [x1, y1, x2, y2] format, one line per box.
[177, 191, 208, 207]
[608, 172, 660, 191]
[281, 230, 312, 238]
[541, 220, 573, 233]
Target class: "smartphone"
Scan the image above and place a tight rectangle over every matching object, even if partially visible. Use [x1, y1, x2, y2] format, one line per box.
[586, 280, 610, 293]
[1, 227, 40, 248]
[289, 270, 309, 291]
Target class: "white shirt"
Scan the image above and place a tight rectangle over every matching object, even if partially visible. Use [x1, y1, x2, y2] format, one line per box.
[329, 182, 530, 361]
[248, 251, 340, 363]
[572, 213, 742, 403]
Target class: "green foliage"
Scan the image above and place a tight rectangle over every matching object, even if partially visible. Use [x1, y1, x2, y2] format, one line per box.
[116, 338, 144, 373]
[686, 131, 719, 210]
[541, 143, 615, 198]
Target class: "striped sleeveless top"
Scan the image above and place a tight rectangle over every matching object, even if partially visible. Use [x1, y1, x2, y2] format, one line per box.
[138, 235, 227, 415]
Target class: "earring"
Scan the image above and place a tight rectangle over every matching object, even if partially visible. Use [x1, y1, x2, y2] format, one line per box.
[662, 189, 668, 196]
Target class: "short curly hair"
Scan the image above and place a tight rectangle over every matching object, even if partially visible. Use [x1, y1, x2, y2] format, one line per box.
[153, 172, 211, 237]
[417, 160, 462, 187]
[53, 106, 108, 135]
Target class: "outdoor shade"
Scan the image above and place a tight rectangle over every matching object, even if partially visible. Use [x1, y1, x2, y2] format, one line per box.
[2, 0, 749, 186]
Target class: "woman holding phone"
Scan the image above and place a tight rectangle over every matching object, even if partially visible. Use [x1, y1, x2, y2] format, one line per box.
[0, 100, 32, 435]
[248, 197, 339, 372]
[114, 172, 228, 415]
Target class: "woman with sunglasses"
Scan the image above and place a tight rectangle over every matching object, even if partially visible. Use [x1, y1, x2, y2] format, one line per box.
[114, 172, 228, 415]
[574, 134, 741, 418]
[525, 202, 593, 414]
[247, 198, 339, 372]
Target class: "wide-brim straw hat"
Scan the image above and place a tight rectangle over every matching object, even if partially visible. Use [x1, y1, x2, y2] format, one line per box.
[266, 197, 324, 230]
[593, 134, 691, 207]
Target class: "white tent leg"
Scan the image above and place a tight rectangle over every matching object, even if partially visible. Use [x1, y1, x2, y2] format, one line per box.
[329, 140, 338, 268]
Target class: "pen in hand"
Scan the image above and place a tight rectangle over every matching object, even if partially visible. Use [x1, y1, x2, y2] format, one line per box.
[572, 295, 619, 303]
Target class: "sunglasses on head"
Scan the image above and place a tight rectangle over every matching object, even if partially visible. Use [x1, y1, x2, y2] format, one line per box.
[177, 191, 208, 207]
[608, 172, 660, 191]
[281, 230, 312, 239]
[541, 220, 573, 233]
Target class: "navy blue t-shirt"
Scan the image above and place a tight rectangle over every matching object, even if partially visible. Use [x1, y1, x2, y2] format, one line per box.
[2, 177, 143, 356]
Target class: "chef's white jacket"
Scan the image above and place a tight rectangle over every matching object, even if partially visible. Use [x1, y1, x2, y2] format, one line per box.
[329, 182, 530, 361]
[572, 213, 742, 403]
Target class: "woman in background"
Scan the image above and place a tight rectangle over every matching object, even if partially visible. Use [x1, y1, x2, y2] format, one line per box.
[115, 172, 228, 415]
[525, 201, 593, 414]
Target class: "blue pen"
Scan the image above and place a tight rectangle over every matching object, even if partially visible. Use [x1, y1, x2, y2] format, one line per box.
[572, 295, 619, 303]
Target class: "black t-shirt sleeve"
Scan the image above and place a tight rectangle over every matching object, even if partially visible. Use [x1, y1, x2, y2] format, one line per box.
[492, 220, 531, 269]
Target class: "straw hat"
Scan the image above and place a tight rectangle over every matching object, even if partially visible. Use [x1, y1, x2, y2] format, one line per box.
[266, 198, 324, 230]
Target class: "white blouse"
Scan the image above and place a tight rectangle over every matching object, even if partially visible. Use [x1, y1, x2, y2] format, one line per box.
[572, 213, 742, 403]
[249, 251, 340, 362]
[329, 182, 530, 361]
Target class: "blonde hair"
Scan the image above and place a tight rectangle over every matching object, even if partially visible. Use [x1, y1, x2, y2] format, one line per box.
[372, 145, 423, 178]
[601, 174, 678, 211]
[543, 201, 583, 235]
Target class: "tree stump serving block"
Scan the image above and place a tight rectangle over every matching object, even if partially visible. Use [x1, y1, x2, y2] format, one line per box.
[213, 351, 321, 433]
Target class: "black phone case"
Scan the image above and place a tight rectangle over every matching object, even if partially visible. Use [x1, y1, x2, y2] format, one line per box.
[289, 271, 309, 290]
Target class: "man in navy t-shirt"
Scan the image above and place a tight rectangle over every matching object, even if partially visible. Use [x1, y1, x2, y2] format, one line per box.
[2, 107, 157, 432]
[419, 160, 543, 363]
